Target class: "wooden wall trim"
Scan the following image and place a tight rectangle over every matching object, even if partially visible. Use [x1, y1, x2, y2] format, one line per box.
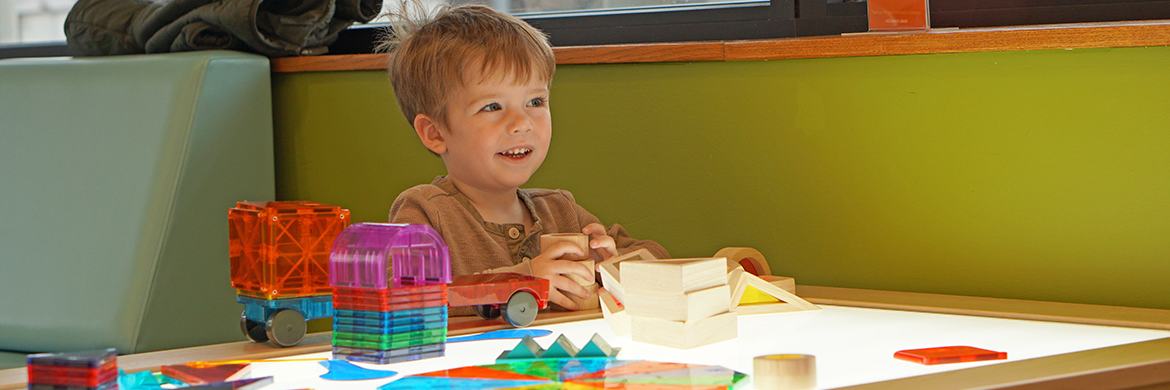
[271, 19, 1170, 73]
[798, 285, 1170, 331]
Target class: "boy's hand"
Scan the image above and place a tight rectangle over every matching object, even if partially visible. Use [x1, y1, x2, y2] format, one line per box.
[583, 223, 619, 263]
[530, 241, 595, 310]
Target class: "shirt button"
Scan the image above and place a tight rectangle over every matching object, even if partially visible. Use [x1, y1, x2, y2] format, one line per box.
[508, 227, 521, 239]
[522, 257, 531, 262]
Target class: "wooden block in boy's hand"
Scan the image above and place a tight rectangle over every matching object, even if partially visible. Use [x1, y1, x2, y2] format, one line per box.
[568, 282, 600, 310]
[541, 233, 594, 285]
[621, 257, 727, 294]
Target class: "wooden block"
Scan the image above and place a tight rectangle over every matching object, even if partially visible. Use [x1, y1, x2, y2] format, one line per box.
[732, 273, 820, 316]
[625, 285, 731, 322]
[568, 282, 600, 310]
[542, 234, 595, 285]
[740, 276, 795, 305]
[568, 259, 596, 286]
[728, 267, 747, 310]
[734, 302, 818, 316]
[762, 275, 796, 294]
[599, 287, 630, 336]
[743, 273, 819, 311]
[598, 262, 625, 304]
[621, 257, 726, 294]
[541, 233, 589, 260]
[598, 248, 657, 271]
[713, 247, 771, 276]
[631, 311, 738, 349]
[754, 354, 816, 390]
[597, 248, 656, 304]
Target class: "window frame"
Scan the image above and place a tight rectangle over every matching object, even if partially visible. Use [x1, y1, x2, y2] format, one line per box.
[3, 0, 1170, 59]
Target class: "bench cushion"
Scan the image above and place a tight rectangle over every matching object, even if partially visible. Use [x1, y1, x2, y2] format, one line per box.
[0, 51, 274, 355]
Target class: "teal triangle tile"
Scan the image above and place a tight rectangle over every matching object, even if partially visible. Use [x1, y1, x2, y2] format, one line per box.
[541, 335, 580, 359]
[502, 336, 544, 360]
[378, 376, 551, 390]
[577, 334, 617, 358]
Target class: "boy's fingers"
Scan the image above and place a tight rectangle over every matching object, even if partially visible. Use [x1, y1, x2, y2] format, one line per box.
[589, 236, 619, 259]
[548, 241, 586, 259]
[548, 289, 577, 311]
[564, 260, 595, 284]
[582, 223, 606, 237]
[556, 280, 590, 301]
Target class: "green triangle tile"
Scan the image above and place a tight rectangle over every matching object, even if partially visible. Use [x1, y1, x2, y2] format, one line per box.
[415, 366, 549, 381]
[482, 361, 560, 380]
[541, 335, 580, 359]
[577, 334, 619, 358]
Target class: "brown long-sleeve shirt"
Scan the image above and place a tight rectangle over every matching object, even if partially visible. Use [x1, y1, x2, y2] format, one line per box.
[388, 176, 670, 279]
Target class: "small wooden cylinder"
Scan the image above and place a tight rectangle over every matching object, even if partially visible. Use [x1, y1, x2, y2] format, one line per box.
[753, 354, 816, 390]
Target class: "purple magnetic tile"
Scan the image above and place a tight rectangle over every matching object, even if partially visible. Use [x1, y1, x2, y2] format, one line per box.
[329, 224, 451, 289]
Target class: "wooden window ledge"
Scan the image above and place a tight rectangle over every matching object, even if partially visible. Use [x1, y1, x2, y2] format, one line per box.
[271, 19, 1170, 73]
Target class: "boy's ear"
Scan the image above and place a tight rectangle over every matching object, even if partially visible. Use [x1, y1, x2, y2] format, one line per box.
[413, 114, 447, 155]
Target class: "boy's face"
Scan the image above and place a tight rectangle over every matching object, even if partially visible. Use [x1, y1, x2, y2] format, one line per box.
[428, 65, 552, 194]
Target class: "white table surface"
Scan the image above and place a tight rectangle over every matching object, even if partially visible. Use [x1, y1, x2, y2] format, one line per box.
[246, 304, 1170, 389]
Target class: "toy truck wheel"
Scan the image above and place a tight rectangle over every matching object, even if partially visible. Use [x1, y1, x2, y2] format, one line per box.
[240, 311, 270, 343]
[502, 291, 539, 328]
[474, 304, 501, 320]
[265, 309, 306, 347]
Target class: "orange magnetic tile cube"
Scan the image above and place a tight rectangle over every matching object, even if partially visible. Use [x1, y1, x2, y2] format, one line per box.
[229, 201, 350, 299]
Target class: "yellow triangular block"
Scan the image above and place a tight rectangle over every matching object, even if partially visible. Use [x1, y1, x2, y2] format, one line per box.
[733, 273, 820, 315]
[739, 284, 780, 305]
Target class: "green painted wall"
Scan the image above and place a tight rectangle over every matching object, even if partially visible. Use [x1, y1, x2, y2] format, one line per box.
[272, 46, 1170, 310]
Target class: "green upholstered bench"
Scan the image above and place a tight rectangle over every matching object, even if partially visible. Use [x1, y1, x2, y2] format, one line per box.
[0, 51, 274, 369]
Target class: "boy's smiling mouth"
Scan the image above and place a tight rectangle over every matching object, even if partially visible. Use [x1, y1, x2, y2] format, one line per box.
[499, 147, 532, 159]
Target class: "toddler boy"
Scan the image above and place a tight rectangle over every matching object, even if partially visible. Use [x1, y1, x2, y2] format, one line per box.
[382, 4, 669, 310]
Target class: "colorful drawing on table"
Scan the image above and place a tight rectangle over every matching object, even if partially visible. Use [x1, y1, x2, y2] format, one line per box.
[447, 329, 554, 343]
[319, 360, 399, 380]
[378, 359, 748, 389]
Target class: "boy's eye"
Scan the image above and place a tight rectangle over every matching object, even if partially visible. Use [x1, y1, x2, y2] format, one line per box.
[481, 103, 501, 112]
[527, 98, 547, 107]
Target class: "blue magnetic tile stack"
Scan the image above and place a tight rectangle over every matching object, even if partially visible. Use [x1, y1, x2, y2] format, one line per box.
[331, 285, 449, 364]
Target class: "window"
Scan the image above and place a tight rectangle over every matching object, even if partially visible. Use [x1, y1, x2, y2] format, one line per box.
[4, 0, 1170, 59]
[0, 0, 73, 45]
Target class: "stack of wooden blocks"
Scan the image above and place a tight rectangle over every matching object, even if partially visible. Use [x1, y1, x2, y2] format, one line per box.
[623, 257, 737, 349]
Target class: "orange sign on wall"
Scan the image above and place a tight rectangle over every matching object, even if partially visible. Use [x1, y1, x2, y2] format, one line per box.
[868, 0, 930, 31]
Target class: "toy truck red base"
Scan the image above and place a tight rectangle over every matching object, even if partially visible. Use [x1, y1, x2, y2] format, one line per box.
[446, 273, 550, 327]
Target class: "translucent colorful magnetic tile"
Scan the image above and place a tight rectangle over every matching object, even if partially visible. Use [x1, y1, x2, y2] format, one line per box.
[230, 201, 349, 299]
[894, 346, 1007, 365]
[328, 223, 451, 290]
[379, 360, 748, 390]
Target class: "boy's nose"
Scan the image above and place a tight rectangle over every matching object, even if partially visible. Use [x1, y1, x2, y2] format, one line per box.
[506, 111, 532, 134]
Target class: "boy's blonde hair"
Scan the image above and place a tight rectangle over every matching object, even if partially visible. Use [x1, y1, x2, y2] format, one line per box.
[379, 3, 556, 129]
